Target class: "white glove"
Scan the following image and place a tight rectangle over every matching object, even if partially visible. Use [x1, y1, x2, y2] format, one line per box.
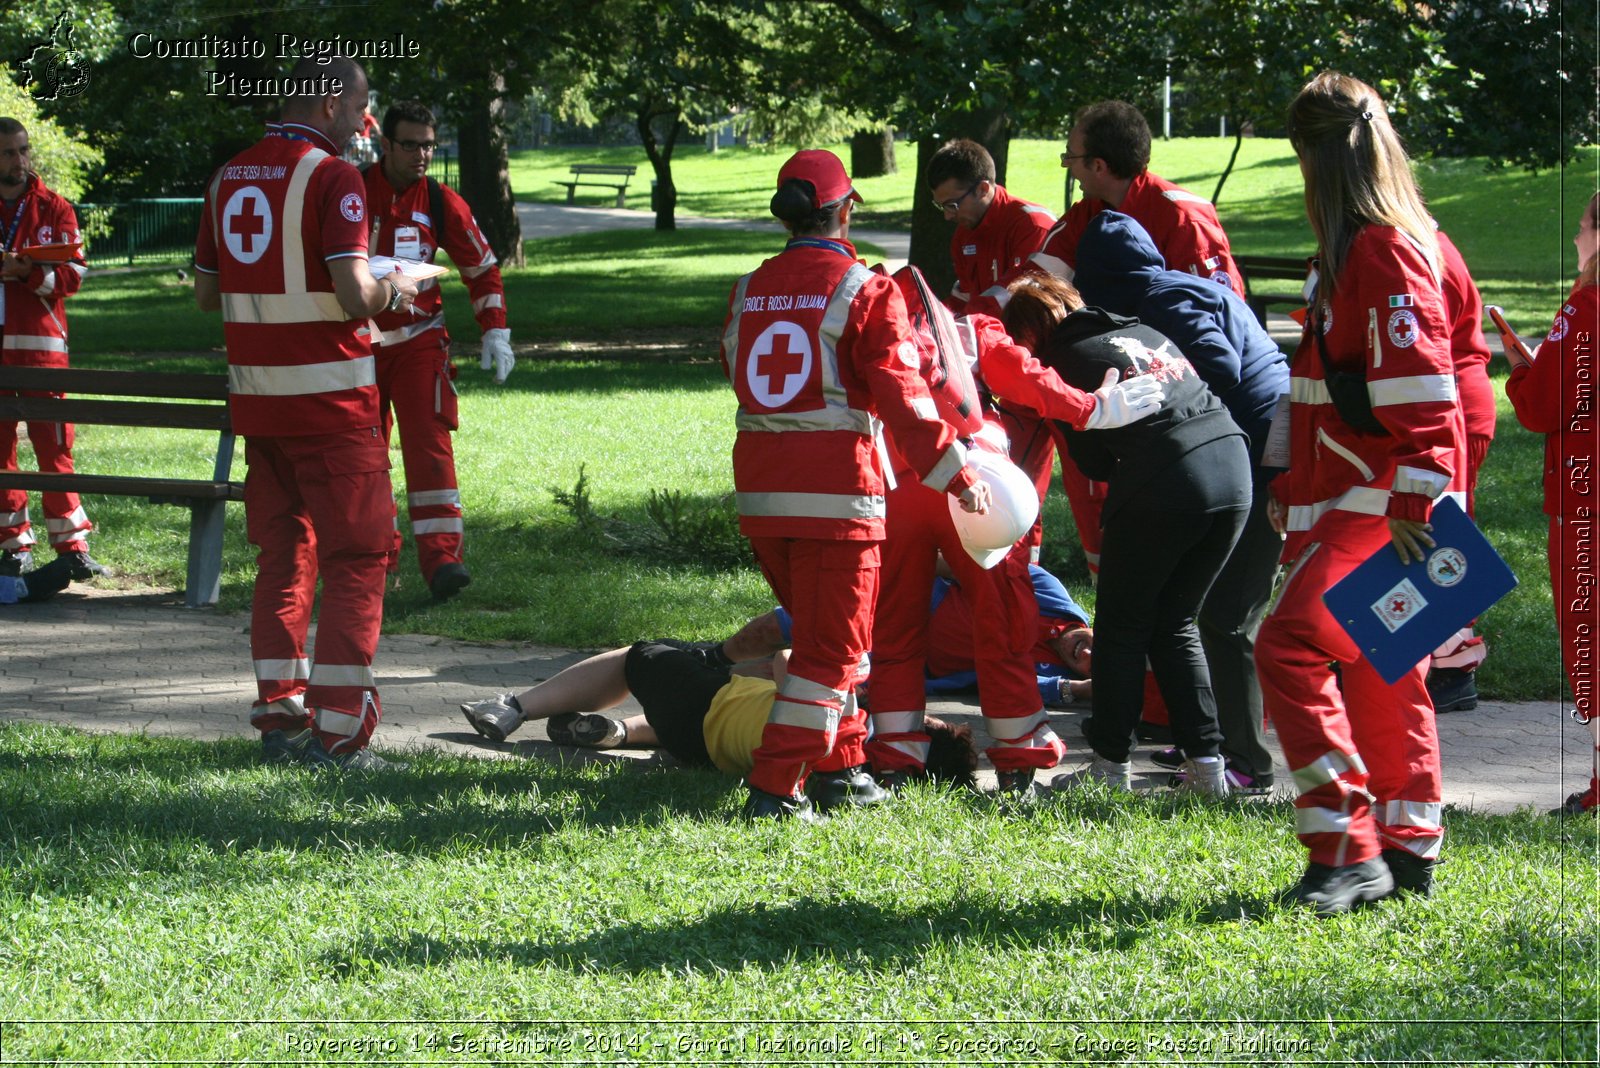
[1082, 368, 1164, 430]
[480, 327, 514, 384]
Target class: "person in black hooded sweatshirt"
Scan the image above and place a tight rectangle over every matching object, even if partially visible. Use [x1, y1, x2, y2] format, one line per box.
[1073, 210, 1289, 795]
[1002, 272, 1251, 796]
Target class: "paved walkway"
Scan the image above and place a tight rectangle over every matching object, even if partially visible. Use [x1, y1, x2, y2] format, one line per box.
[2, 585, 1591, 814]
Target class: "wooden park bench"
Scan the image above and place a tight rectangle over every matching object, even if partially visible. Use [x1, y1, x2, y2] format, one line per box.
[0, 366, 241, 608]
[1236, 254, 1312, 329]
[554, 163, 638, 208]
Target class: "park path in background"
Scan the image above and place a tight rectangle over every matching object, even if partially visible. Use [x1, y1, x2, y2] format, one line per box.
[1, 585, 1590, 814]
[515, 201, 1307, 347]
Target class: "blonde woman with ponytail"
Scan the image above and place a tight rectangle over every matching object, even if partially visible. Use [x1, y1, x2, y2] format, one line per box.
[1258, 72, 1468, 914]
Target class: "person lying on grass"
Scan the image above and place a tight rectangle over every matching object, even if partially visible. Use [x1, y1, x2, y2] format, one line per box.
[460, 639, 980, 810]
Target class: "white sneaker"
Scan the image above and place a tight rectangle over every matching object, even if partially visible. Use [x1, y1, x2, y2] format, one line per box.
[1051, 754, 1133, 792]
[1173, 757, 1230, 797]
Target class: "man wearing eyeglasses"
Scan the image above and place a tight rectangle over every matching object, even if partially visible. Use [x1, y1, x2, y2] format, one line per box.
[362, 100, 513, 602]
[926, 139, 1056, 317]
[1031, 101, 1243, 299]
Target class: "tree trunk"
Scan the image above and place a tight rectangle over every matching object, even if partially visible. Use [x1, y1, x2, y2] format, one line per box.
[1211, 122, 1245, 207]
[850, 128, 896, 178]
[638, 104, 681, 232]
[453, 71, 524, 267]
[908, 108, 1010, 296]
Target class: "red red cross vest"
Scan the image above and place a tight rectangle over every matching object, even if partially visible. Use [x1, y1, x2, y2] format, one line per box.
[195, 124, 377, 437]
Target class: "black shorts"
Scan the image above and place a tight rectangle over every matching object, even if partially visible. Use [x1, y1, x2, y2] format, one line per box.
[623, 640, 729, 767]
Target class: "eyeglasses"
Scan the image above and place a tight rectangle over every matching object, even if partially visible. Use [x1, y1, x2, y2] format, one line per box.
[932, 183, 980, 214]
[1059, 152, 1090, 167]
[394, 139, 438, 153]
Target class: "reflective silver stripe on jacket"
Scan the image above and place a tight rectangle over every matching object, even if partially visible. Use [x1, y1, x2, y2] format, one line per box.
[222, 291, 346, 325]
[1288, 487, 1466, 532]
[229, 356, 377, 397]
[1370, 374, 1456, 407]
[374, 314, 445, 346]
[280, 148, 327, 295]
[735, 490, 885, 521]
[2, 334, 67, 352]
[921, 441, 968, 492]
[409, 488, 461, 507]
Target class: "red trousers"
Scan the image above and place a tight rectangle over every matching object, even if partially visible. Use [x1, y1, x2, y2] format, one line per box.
[244, 428, 395, 753]
[868, 478, 1062, 773]
[1257, 522, 1443, 866]
[746, 536, 876, 797]
[376, 340, 463, 584]
[0, 396, 91, 555]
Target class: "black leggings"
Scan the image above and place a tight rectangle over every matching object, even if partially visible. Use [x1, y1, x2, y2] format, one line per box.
[1082, 439, 1250, 764]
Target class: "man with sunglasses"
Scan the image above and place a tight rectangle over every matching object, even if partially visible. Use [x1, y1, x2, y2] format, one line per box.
[1032, 101, 1243, 299]
[927, 139, 1056, 317]
[362, 100, 513, 602]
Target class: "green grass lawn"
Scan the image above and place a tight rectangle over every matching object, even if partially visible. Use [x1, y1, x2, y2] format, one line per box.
[0, 723, 1593, 1063]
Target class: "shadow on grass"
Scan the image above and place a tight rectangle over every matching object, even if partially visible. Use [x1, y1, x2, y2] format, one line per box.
[331, 888, 1277, 976]
[0, 730, 742, 892]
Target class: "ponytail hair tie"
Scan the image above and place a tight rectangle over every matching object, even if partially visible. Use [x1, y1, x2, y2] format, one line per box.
[1359, 110, 1374, 123]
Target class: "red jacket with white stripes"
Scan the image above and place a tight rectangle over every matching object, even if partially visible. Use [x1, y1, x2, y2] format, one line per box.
[720, 237, 977, 541]
[947, 185, 1055, 316]
[1438, 230, 1496, 442]
[1275, 225, 1466, 558]
[1507, 281, 1600, 516]
[363, 163, 506, 352]
[1027, 171, 1244, 299]
[195, 124, 378, 437]
[964, 313, 1095, 429]
[0, 175, 86, 369]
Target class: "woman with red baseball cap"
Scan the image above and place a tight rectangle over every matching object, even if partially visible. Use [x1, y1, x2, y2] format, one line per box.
[718, 149, 991, 819]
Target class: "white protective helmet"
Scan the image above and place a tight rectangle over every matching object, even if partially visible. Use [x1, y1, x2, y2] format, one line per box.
[947, 448, 1039, 569]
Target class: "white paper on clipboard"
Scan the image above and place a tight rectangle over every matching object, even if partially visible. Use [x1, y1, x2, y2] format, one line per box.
[369, 255, 449, 282]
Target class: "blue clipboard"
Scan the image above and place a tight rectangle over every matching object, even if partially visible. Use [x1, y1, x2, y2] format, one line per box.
[1322, 496, 1518, 684]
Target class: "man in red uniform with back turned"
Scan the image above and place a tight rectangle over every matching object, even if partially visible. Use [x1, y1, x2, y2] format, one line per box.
[194, 58, 419, 771]
[0, 117, 101, 579]
[363, 100, 512, 601]
[1031, 101, 1244, 298]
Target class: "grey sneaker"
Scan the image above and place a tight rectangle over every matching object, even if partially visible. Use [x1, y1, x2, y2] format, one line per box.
[460, 693, 524, 742]
[260, 727, 314, 765]
[303, 738, 409, 772]
[1172, 757, 1230, 798]
[1051, 754, 1133, 792]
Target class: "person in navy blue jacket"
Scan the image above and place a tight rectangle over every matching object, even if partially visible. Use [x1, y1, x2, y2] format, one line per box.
[1074, 211, 1289, 795]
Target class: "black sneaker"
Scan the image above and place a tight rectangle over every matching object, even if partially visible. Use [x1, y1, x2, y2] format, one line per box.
[63, 550, 108, 580]
[429, 562, 472, 602]
[0, 549, 29, 576]
[545, 711, 627, 749]
[261, 727, 314, 765]
[1381, 849, 1436, 897]
[1427, 667, 1478, 712]
[1150, 746, 1184, 770]
[1551, 784, 1600, 817]
[1283, 857, 1394, 916]
[876, 768, 913, 794]
[742, 786, 818, 822]
[805, 766, 890, 811]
